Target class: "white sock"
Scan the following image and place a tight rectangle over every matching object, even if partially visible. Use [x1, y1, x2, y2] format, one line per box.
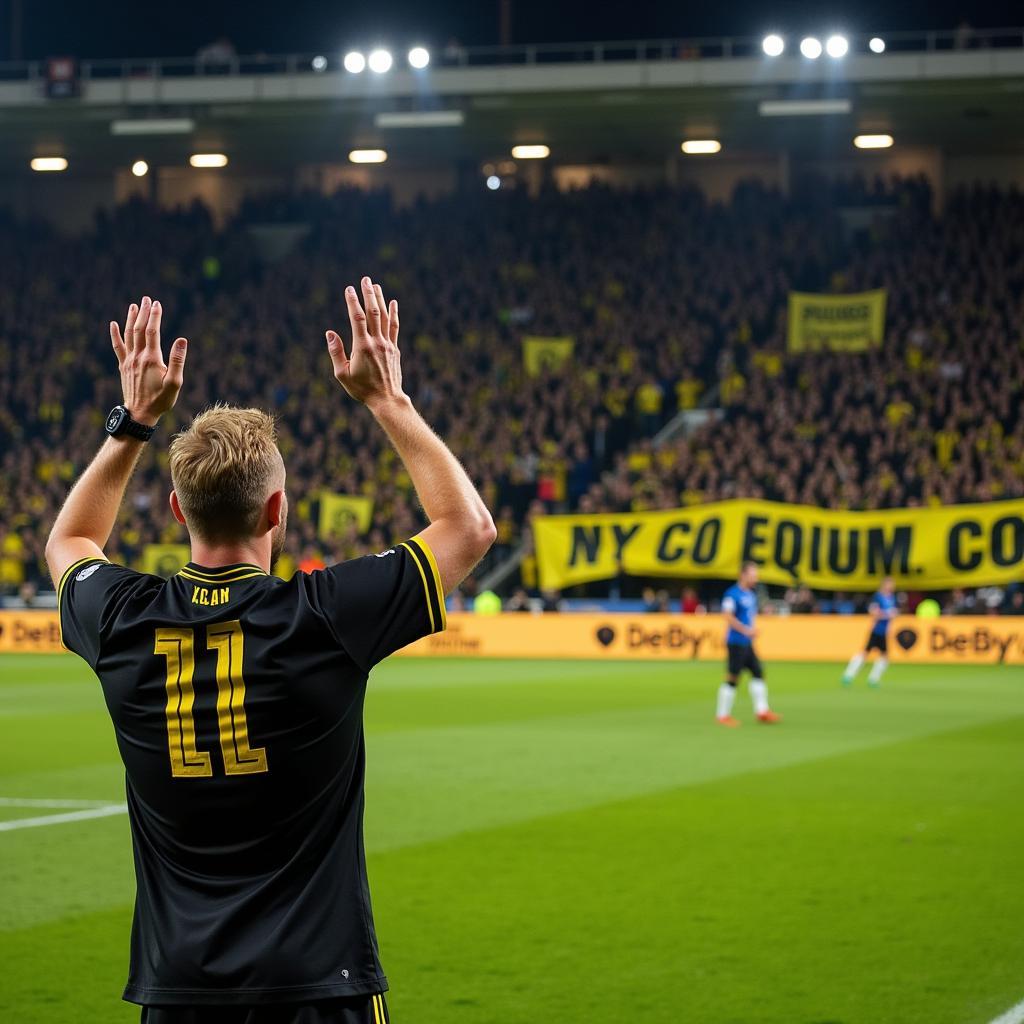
[844, 653, 864, 679]
[869, 657, 888, 684]
[717, 683, 736, 719]
[749, 678, 769, 715]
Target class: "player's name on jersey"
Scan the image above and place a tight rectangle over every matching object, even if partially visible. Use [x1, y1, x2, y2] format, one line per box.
[190, 585, 231, 607]
[532, 499, 1024, 592]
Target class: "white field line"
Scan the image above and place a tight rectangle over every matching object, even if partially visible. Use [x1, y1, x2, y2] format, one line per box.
[0, 797, 114, 808]
[0, 803, 127, 832]
[989, 998, 1024, 1024]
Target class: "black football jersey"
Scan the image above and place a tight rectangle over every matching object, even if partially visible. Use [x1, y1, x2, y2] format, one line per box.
[57, 536, 446, 1006]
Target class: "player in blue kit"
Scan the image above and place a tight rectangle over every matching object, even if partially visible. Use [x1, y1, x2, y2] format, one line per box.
[716, 562, 781, 727]
[842, 576, 898, 688]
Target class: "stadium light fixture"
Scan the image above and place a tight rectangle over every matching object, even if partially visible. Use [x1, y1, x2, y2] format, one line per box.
[111, 118, 194, 136]
[343, 51, 366, 73]
[826, 34, 849, 58]
[761, 34, 785, 57]
[131, 160, 149, 177]
[511, 144, 550, 159]
[189, 153, 228, 168]
[681, 139, 722, 155]
[375, 110, 464, 128]
[800, 37, 823, 59]
[349, 149, 388, 164]
[408, 46, 430, 69]
[368, 49, 393, 73]
[854, 134, 894, 149]
[311, 55, 328, 72]
[759, 98, 852, 116]
[486, 175, 501, 190]
[869, 36, 886, 53]
[30, 157, 67, 172]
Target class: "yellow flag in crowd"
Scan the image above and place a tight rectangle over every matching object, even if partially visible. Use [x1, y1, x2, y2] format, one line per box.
[140, 544, 191, 578]
[523, 336, 575, 377]
[319, 493, 374, 538]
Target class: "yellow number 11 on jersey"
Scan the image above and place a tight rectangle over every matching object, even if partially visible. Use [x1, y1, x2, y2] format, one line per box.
[155, 620, 268, 778]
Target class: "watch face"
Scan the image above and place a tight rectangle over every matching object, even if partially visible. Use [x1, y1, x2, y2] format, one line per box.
[106, 407, 126, 433]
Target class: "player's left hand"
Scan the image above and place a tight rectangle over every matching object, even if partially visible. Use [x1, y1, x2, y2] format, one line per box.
[110, 296, 189, 426]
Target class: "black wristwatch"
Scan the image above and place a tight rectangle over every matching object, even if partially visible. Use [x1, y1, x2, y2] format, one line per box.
[105, 405, 157, 442]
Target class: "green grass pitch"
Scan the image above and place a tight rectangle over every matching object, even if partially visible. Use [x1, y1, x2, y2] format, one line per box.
[1, 653, 1023, 1023]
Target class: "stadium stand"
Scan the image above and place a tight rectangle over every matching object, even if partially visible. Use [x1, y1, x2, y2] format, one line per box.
[2, 175, 1022, 607]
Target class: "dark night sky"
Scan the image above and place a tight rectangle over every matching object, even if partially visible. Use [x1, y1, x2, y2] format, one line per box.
[4, 0, 1023, 60]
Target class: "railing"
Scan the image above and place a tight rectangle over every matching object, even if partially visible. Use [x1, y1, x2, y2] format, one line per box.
[0, 27, 1023, 83]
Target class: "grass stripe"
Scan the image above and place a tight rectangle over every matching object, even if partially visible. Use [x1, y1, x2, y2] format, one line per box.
[0, 805, 127, 833]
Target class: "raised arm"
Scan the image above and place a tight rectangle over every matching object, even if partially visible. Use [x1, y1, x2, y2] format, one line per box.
[325, 277, 495, 593]
[45, 297, 188, 586]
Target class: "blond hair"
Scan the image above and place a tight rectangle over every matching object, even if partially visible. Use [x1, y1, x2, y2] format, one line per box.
[169, 406, 281, 541]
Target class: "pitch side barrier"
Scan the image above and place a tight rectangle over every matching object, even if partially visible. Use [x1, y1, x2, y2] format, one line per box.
[3, 611, 1021, 665]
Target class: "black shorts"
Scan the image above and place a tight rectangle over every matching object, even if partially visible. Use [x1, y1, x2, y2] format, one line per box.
[865, 632, 888, 655]
[141, 994, 389, 1024]
[727, 643, 764, 679]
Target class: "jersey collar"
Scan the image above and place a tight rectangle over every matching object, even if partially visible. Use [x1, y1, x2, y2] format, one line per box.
[178, 562, 269, 584]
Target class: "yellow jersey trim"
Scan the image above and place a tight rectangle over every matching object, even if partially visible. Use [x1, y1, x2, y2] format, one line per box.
[410, 534, 447, 630]
[179, 563, 266, 578]
[400, 542, 436, 633]
[178, 569, 267, 585]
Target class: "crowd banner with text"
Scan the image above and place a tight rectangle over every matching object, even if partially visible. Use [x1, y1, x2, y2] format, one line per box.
[319, 493, 374, 538]
[787, 289, 887, 352]
[5, 611, 1021, 665]
[522, 336, 574, 377]
[140, 544, 191, 578]
[532, 499, 1024, 592]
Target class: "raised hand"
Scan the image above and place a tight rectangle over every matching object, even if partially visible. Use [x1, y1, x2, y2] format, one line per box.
[110, 296, 188, 426]
[326, 276, 404, 410]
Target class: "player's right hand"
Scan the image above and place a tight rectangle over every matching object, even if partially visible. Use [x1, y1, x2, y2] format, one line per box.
[326, 277, 405, 411]
[110, 296, 189, 426]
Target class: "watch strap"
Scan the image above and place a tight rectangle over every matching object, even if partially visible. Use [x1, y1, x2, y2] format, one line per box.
[123, 416, 157, 441]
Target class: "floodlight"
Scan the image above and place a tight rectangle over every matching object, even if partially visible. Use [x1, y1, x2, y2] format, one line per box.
[311, 55, 328, 71]
[408, 47, 430, 69]
[800, 37, 823, 59]
[826, 35, 849, 58]
[869, 37, 886, 53]
[131, 160, 149, 177]
[511, 145, 550, 159]
[762, 35, 784, 57]
[486, 175, 501, 190]
[343, 51, 366, 73]
[681, 140, 722, 155]
[368, 49, 393, 73]
[189, 153, 228, 168]
[349, 149, 388, 163]
[30, 157, 67, 172]
[853, 134, 894, 149]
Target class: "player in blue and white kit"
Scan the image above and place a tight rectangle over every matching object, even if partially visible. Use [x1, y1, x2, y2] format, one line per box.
[842, 576, 898, 687]
[716, 562, 781, 727]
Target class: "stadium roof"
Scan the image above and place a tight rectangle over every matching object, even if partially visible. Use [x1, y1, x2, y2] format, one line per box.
[1, 34, 1023, 174]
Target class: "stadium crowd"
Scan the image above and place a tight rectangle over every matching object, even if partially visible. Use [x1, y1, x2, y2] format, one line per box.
[1, 174, 1022, 607]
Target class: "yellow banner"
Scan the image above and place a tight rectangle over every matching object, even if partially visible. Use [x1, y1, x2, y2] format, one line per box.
[523, 336, 574, 377]
[787, 289, 886, 352]
[395, 613, 1024, 666]
[140, 544, 191, 577]
[319, 493, 374, 538]
[532, 499, 1024, 592]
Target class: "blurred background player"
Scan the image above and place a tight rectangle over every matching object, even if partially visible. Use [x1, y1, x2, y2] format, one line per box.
[842, 576, 898, 688]
[717, 562, 781, 727]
